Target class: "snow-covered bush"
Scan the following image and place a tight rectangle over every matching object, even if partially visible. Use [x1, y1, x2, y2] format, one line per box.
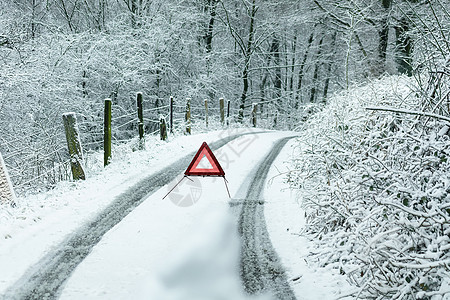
[289, 75, 450, 299]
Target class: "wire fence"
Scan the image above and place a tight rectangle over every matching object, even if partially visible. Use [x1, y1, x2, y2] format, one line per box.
[0, 94, 309, 195]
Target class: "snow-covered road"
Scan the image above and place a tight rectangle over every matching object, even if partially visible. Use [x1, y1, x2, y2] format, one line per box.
[56, 132, 297, 300]
[1, 130, 351, 299]
[3, 130, 269, 299]
[234, 137, 296, 299]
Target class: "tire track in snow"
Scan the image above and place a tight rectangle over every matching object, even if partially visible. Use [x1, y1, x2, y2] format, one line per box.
[236, 136, 296, 300]
[2, 131, 265, 300]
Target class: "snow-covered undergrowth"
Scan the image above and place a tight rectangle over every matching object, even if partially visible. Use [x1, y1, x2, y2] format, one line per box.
[289, 76, 450, 299]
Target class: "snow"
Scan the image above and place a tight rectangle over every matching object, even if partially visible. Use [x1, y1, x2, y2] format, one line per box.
[0, 128, 353, 299]
[287, 75, 450, 299]
[59, 187, 242, 299]
[57, 131, 294, 299]
[264, 139, 353, 300]
[0, 128, 259, 294]
[0, 152, 15, 203]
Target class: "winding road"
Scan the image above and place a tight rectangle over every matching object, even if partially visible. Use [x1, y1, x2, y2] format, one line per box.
[235, 137, 296, 299]
[2, 131, 298, 300]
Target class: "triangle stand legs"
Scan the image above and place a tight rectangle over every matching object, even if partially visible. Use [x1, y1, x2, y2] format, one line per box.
[162, 175, 187, 200]
[163, 175, 231, 200]
[223, 176, 231, 198]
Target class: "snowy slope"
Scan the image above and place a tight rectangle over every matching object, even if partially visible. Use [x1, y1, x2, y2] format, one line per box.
[264, 139, 353, 300]
[288, 76, 450, 299]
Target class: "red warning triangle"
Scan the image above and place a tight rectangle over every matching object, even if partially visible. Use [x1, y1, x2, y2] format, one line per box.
[185, 142, 225, 176]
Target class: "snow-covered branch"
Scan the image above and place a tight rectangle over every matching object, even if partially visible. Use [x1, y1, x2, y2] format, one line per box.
[366, 106, 450, 123]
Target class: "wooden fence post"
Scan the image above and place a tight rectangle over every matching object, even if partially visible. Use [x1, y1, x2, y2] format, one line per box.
[219, 98, 224, 125]
[136, 92, 145, 150]
[185, 98, 191, 135]
[160, 115, 168, 141]
[205, 99, 209, 128]
[170, 96, 174, 134]
[273, 110, 278, 128]
[227, 100, 231, 126]
[62, 112, 86, 180]
[252, 103, 257, 127]
[0, 152, 16, 203]
[104, 98, 112, 166]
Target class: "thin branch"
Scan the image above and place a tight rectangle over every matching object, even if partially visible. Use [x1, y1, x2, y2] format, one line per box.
[403, 0, 446, 57]
[366, 106, 450, 123]
[313, 0, 349, 28]
[426, 0, 450, 53]
[313, 0, 367, 59]
[218, 0, 245, 54]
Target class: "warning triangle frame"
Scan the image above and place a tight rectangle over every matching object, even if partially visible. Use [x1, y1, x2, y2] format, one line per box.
[184, 142, 225, 176]
[163, 142, 230, 200]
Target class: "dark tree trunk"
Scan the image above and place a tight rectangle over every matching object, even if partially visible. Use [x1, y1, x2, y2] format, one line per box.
[296, 31, 315, 106]
[395, 16, 413, 76]
[82, 70, 88, 97]
[204, 0, 217, 52]
[323, 32, 337, 102]
[260, 44, 273, 104]
[240, 61, 250, 121]
[271, 35, 282, 106]
[130, 0, 142, 28]
[31, 0, 37, 38]
[289, 35, 297, 93]
[375, 0, 392, 76]
[310, 37, 323, 103]
[239, 0, 257, 122]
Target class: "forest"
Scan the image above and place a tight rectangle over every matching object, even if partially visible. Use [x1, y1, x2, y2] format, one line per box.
[0, 0, 446, 191]
[1, 0, 449, 299]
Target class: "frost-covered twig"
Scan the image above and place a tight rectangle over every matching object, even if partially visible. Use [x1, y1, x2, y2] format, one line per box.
[366, 106, 450, 123]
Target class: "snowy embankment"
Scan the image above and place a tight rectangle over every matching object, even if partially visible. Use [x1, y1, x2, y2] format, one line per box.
[264, 139, 353, 299]
[288, 76, 450, 299]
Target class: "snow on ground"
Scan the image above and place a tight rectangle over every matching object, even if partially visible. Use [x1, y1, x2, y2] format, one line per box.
[264, 139, 355, 300]
[0, 128, 260, 295]
[0, 128, 353, 299]
[58, 132, 295, 299]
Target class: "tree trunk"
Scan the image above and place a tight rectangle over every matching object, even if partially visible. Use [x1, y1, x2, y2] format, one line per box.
[130, 0, 142, 28]
[375, 0, 392, 76]
[260, 43, 274, 104]
[239, 0, 257, 121]
[81, 70, 88, 97]
[289, 34, 297, 94]
[204, 0, 217, 52]
[310, 36, 324, 103]
[296, 31, 315, 106]
[271, 35, 282, 108]
[323, 32, 337, 101]
[240, 61, 249, 121]
[395, 16, 413, 76]
[31, 0, 37, 38]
